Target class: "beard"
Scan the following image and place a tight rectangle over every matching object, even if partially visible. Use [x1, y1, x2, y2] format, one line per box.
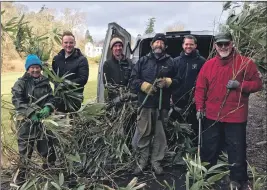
[218, 50, 231, 58]
[153, 46, 165, 55]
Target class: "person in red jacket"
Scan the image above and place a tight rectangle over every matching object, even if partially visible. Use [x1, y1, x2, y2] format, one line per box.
[194, 32, 262, 190]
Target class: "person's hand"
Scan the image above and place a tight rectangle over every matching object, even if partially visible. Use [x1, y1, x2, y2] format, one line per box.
[141, 82, 157, 95]
[226, 80, 240, 89]
[196, 110, 204, 120]
[38, 106, 52, 119]
[156, 77, 172, 88]
[30, 113, 39, 122]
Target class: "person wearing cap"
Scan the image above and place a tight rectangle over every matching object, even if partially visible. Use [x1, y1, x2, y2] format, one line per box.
[11, 54, 57, 185]
[52, 31, 89, 112]
[194, 32, 262, 190]
[170, 35, 206, 143]
[130, 33, 179, 175]
[102, 37, 134, 100]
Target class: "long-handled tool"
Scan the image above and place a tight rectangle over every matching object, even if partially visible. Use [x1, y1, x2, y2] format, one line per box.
[159, 88, 163, 111]
[137, 78, 159, 116]
[197, 118, 202, 157]
[137, 66, 168, 116]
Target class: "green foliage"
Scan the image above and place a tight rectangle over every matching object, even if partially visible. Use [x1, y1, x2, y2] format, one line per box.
[144, 17, 156, 35]
[183, 153, 229, 190]
[222, 2, 267, 73]
[13, 20, 62, 61]
[247, 162, 267, 190]
[42, 65, 84, 112]
[1, 10, 28, 39]
[85, 29, 93, 43]
[2, 8, 62, 63]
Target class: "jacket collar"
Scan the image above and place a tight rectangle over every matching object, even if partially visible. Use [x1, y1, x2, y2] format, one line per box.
[147, 52, 171, 61]
[58, 48, 83, 59]
[21, 72, 48, 83]
[180, 49, 200, 59]
[111, 54, 128, 64]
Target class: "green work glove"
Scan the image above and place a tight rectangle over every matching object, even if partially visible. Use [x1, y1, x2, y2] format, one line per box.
[31, 113, 39, 122]
[38, 106, 51, 119]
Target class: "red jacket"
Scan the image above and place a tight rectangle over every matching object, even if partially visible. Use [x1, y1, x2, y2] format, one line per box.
[194, 50, 262, 123]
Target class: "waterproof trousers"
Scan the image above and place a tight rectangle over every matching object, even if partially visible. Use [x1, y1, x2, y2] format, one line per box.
[18, 134, 56, 165]
[132, 108, 167, 164]
[201, 118, 248, 183]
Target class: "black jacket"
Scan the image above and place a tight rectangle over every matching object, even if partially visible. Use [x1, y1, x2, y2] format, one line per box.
[130, 53, 178, 109]
[11, 73, 55, 138]
[103, 55, 133, 86]
[52, 48, 89, 93]
[172, 50, 206, 108]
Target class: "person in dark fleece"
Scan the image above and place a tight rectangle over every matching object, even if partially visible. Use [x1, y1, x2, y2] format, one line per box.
[52, 30, 89, 112]
[102, 37, 134, 100]
[171, 35, 206, 142]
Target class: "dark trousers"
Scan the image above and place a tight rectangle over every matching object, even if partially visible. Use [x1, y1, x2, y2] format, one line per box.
[201, 118, 248, 182]
[18, 132, 56, 168]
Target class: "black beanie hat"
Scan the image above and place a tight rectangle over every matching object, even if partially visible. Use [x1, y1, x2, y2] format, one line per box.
[151, 33, 167, 45]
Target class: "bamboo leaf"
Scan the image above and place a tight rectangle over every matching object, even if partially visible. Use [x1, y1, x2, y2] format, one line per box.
[44, 181, 49, 190]
[189, 160, 208, 173]
[207, 171, 229, 184]
[190, 179, 204, 190]
[223, 1, 232, 11]
[51, 182, 61, 190]
[66, 152, 81, 163]
[207, 163, 229, 173]
[59, 172, 64, 186]
[77, 185, 86, 190]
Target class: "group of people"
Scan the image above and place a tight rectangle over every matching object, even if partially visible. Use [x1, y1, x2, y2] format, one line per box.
[12, 31, 89, 185]
[12, 29, 262, 190]
[102, 32, 262, 190]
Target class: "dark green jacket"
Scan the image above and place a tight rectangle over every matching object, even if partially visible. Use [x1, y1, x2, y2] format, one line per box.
[11, 72, 55, 139]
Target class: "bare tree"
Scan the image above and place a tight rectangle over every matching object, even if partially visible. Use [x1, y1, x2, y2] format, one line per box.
[164, 22, 185, 32]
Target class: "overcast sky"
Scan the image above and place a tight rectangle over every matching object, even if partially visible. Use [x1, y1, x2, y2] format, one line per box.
[16, 1, 229, 41]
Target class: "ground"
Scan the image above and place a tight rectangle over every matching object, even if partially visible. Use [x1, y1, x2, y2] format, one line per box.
[246, 93, 267, 174]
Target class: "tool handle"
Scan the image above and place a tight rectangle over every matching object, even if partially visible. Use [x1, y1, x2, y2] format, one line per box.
[197, 118, 202, 156]
[159, 88, 162, 110]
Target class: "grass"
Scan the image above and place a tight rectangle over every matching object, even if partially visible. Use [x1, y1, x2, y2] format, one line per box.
[1, 66, 98, 162]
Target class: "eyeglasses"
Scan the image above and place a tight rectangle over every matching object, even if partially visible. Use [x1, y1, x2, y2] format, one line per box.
[216, 42, 230, 47]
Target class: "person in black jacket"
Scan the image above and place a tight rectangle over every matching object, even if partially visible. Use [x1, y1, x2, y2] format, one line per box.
[103, 37, 134, 101]
[52, 31, 89, 112]
[130, 33, 179, 175]
[171, 35, 206, 141]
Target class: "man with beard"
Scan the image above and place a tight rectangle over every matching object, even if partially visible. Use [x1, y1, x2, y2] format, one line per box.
[194, 32, 262, 190]
[130, 33, 178, 175]
[52, 31, 89, 112]
[11, 54, 56, 185]
[103, 37, 134, 101]
[171, 35, 206, 143]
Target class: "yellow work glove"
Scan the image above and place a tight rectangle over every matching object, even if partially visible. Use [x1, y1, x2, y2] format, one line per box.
[141, 82, 156, 95]
[157, 77, 172, 88]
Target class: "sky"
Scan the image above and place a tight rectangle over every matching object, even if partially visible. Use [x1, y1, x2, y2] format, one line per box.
[15, 1, 229, 41]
